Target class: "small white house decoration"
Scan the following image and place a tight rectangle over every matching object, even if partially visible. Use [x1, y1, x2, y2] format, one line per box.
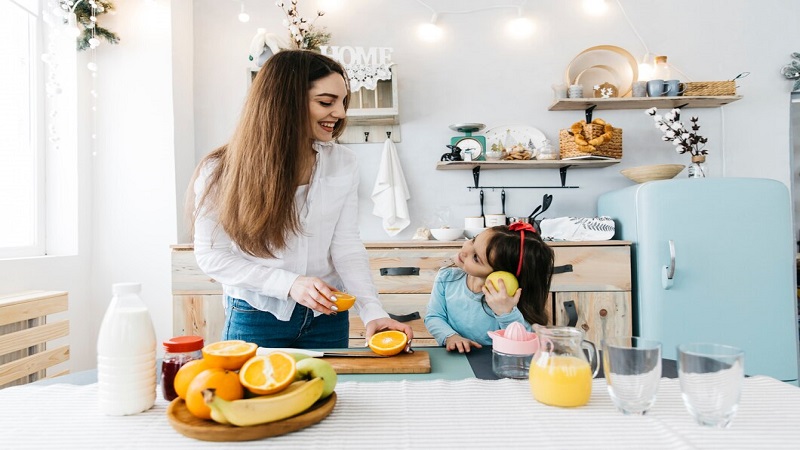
[320, 46, 400, 143]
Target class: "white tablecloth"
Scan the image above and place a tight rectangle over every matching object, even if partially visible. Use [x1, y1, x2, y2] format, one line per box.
[1, 376, 798, 449]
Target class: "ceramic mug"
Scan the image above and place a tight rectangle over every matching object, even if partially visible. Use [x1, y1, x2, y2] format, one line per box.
[484, 214, 506, 227]
[647, 79, 671, 97]
[464, 216, 485, 229]
[568, 84, 584, 99]
[632, 81, 648, 97]
[665, 79, 686, 97]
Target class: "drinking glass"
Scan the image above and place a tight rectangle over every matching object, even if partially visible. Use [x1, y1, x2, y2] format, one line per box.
[602, 337, 662, 415]
[678, 343, 745, 428]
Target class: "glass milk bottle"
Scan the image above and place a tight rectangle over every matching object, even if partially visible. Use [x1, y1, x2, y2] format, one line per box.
[97, 282, 157, 415]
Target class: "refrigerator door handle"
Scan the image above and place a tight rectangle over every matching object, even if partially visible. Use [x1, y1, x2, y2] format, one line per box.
[662, 239, 675, 290]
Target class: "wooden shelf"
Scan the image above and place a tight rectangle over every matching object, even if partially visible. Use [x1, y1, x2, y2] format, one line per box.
[548, 96, 742, 111]
[436, 159, 620, 170]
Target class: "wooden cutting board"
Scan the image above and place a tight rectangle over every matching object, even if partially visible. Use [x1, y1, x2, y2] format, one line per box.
[166, 394, 336, 442]
[324, 350, 430, 374]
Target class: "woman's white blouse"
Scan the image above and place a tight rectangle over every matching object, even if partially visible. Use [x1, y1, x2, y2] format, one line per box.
[193, 140, 388, 325]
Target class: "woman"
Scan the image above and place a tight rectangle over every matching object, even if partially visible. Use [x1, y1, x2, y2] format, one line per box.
[190, 50, 413, 349]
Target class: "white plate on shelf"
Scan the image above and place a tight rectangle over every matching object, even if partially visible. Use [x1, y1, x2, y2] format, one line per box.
[483, 125, 547, 152]
[565, 45, 638, 97]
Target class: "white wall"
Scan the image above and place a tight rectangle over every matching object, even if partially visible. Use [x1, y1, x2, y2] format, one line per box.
[192, 0, 800, 242]
[3, 0, 798, 373]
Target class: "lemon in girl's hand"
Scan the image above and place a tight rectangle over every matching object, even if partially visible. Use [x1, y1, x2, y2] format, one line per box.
[486, 271, 519, 296]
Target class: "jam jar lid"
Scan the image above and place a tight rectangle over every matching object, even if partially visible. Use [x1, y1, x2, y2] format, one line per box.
[163, 335, 204, 352]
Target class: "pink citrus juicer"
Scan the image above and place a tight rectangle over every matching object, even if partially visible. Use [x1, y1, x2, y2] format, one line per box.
[487, 322, 539, 355]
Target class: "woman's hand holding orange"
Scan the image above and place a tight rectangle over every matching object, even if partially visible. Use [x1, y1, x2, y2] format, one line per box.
[365, 317, 414, 352]
[289, 276, 338, 314]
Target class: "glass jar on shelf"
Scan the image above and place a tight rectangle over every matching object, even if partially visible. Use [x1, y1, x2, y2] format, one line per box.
[536, 139, 559, 160]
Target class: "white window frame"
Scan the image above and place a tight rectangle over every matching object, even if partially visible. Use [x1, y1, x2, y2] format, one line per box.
[0, 0, 45, 258]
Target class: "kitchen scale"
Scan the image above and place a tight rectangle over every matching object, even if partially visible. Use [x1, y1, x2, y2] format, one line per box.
[449, 123, 486, 161]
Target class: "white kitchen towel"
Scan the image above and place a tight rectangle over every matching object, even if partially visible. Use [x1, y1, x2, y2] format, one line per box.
[539, 216, 616, 241]
[371, 138, 410, 236]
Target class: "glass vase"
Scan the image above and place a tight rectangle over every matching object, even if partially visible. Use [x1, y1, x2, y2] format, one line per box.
[688, 155, 707, 178]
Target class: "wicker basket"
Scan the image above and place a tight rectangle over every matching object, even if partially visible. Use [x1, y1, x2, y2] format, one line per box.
[683, 81, 736, 96]
[559, 122, 623, 159]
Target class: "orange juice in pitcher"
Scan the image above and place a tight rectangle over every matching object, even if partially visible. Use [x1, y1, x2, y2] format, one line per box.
[529, 325, 599, 407]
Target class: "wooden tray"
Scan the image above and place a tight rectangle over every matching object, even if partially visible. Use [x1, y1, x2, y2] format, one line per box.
[166, 393, 336, 442]
[324, 350, 431, 374]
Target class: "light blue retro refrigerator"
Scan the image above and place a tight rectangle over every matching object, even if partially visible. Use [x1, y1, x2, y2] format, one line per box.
[598, 178, 799, 383]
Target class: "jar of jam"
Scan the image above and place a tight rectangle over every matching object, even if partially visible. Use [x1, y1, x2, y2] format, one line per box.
[160, 335, 204, 401]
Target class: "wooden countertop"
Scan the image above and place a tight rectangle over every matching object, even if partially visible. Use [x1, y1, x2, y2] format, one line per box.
[171, 240, 631, 251]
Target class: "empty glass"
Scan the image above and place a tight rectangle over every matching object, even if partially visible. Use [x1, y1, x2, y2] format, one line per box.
[602, 337, 662, 415]
[678, 343, 745, 428]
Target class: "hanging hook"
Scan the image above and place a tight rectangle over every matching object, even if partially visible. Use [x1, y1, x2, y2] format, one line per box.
[386, 131, 392, 139]
[585, 104, 597, 123]
[364, 131, 370, 142]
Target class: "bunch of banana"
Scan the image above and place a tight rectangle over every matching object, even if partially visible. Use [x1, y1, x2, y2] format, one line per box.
[203, 377, 324, 427]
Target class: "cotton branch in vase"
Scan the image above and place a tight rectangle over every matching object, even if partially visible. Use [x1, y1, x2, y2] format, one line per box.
[276, 0, 330, 51]
[645, 107, 708, 157]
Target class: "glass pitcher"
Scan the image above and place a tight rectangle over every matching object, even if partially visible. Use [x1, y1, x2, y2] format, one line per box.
[528, 325, 600, 407]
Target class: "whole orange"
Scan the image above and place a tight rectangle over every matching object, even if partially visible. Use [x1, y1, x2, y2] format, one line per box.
[173, 359, 210, 400]
[184, 368, 243, 420]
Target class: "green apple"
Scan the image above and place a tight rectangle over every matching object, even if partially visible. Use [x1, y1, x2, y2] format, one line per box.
[288, 352, 311, 362]
[295, 357, 337, 399]
[486, 271, 519, 296]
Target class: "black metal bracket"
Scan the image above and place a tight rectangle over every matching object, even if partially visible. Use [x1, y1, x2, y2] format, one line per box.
[564, 300, 579, 327]
[379, 267, 420, 276]
[585, 104, 597, 123]
[467, 165, 578, 190]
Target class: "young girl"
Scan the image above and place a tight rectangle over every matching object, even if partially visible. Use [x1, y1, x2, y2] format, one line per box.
[424, 222, 554, 353]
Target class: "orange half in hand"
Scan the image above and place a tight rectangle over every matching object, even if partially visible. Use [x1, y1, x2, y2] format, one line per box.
[330, 291, 355, 311]
[201, 340, 258, 370]
[368, 330, 409, 356]
[239, 351, 297, 395]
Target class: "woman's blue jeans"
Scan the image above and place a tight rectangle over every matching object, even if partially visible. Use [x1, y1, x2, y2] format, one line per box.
[222, 296, 349, 349]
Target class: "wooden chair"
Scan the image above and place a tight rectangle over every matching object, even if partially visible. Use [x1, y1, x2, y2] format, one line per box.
[0, 291, 69, 388]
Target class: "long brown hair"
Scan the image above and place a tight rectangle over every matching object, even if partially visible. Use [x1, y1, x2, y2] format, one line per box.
[486, 226, 554, 325]
[188, 50, 350, 257]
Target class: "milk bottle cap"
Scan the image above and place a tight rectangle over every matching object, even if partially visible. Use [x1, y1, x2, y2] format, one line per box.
[113, 282, 141, 295]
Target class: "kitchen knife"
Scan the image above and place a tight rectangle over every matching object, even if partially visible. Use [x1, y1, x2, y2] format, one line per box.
[257, 347, 388, 358]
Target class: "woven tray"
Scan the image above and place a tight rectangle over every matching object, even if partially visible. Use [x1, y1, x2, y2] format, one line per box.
[683, 81, 736, 96]
[559, 123, 623, 159]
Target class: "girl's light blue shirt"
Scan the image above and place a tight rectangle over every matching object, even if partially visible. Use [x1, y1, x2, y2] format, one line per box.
[424, 267, 529, 346]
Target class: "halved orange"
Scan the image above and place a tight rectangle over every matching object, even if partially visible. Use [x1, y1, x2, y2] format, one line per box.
[201, 340, 258, 370]
[330, 291, 355, 311]
[239, 351, 297, 395]
[368, 330, 409, 356]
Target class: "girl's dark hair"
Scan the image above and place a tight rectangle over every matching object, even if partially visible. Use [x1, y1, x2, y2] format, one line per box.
[485, 225, 554, 325]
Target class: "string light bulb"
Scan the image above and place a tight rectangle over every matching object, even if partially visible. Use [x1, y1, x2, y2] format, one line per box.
[238, 2, 250, 23]
[416, 1, 535, 42]
[582, 0, 609, 16]
[417, 14, 443, 42]
[638, 52, 655, 81]
[507, 8, 534, 39]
